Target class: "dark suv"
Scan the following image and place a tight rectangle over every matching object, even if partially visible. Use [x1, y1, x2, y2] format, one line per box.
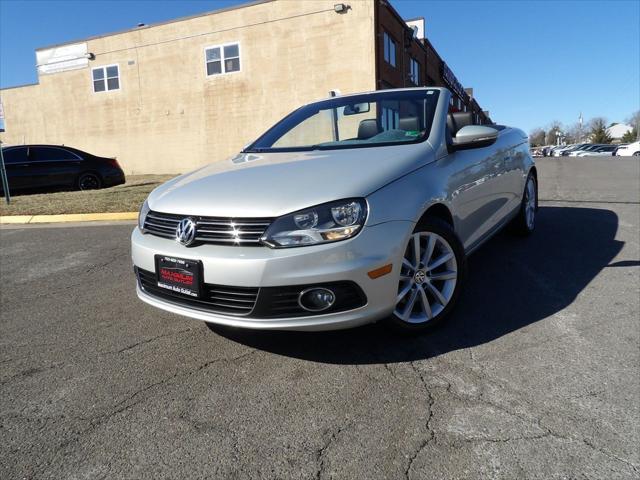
[1, 144, 125, 193]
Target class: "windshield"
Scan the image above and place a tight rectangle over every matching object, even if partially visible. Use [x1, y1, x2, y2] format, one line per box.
[245, 89, 440, 152]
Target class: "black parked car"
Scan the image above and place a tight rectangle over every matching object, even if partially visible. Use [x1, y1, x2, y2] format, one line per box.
[0, 144, 125, 193]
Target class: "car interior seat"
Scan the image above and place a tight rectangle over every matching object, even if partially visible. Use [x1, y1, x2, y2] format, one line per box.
[358, 119, 380, 139]
[447, 112, 475, 137]
[399, 117, 420, 131]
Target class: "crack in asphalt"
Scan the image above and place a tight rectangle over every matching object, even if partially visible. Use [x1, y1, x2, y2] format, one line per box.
[315, 425, 345, 480]
[104, 327, 194, 355]
[399, 356, 639, 477]
[0, 363, 63, 387]
[405, 361, 436, 480]
[43, 348, 260, 465]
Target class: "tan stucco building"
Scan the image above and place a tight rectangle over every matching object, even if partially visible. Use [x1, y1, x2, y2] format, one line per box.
[0, 0, 490, 175]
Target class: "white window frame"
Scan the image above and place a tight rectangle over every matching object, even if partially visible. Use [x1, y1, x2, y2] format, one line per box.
[204, 42, 241, 77]
[91, 64, 120, 93]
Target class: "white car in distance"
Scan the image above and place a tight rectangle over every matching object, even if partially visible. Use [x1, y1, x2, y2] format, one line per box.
[615, 141, 640, 156]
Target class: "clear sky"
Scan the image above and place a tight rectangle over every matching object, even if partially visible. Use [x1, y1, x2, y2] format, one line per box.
[1, 0, 638, 133]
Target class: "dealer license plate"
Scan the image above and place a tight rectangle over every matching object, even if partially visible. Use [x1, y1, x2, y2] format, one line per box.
[155, 255, 201, 298]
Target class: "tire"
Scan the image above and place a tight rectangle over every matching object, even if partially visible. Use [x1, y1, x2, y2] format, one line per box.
[77, 172, 102, 191]
[633, 152, 640, 157]
[386, 218, 466, 334]
[509, 173, 537, 236]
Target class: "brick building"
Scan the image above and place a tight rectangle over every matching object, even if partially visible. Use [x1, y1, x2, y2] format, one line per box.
[0, 0, 491, 174]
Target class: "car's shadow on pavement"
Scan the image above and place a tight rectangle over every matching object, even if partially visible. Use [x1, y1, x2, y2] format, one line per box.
[212, 206, 623, 364]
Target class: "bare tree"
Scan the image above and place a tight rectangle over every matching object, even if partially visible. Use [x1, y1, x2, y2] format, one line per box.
[529, 128, 546, 146]
[625, 111, 640, 141]
[545, 121, 563, 145]
[565, 122, 587, 144]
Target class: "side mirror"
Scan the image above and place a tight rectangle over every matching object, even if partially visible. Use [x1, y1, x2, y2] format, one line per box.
[451, 125, 499, 150]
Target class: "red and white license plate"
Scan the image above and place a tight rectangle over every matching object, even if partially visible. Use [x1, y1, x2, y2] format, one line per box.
[155, 255, 201, 298]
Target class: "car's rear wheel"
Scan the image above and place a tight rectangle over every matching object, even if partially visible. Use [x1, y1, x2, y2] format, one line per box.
[387, 218, 465, 333]
[633, 151, 640, 157]
[510, 173, 537, 236]
[78, 172, 102, 191]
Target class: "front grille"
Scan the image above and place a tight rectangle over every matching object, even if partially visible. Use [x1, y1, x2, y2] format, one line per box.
[136, 268, 367, 319]
[136, 267, 259, 316]
[143, 210, 273, 246]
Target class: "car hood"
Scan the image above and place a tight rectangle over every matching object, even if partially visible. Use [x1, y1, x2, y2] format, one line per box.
[148, 144, 434, 218]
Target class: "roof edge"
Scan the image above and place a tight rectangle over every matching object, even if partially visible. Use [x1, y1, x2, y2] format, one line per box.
[0, 82, 40, 91]
[35, 0, 274, 52]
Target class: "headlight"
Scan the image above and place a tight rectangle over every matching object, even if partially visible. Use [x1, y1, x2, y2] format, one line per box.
[138, 199, 150, 231]
[261, 199, 367, 248]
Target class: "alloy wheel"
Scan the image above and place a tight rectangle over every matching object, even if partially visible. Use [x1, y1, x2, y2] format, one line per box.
[394, 232, 458, 324]
[79, 173, 100, 190]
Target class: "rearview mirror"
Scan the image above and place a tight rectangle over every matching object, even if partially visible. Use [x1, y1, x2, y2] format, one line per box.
[452, 125, 499, 150]
[343, 103, 370, 115]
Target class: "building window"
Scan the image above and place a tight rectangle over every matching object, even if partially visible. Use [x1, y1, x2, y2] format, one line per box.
[381, 106, 399, 130]
[383, 32, 397, 67]
[205, 43, 241, 76]
[92, 65, 120, 92]
[409, 58, 420, 85]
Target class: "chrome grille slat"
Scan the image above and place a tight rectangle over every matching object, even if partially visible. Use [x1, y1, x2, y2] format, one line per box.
[136, 267, 259, 316]
[144, 211, 272, 246]
[197, 228, 263, 235]
[194, 237, 261, 243]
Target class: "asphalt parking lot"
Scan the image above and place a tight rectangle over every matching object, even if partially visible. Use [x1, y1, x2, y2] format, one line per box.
[1, 157, 639, 479]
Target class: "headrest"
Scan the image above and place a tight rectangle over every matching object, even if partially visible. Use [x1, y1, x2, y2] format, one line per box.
[448, 112, 474, 136]
[399, 117, 419, 131]
[358, 119, 379, 140]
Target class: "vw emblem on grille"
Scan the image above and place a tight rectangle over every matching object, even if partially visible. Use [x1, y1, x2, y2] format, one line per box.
[175, 218, 197, 246]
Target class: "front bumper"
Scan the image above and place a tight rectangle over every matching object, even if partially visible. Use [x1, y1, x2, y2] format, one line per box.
[131, 221, 413, 331]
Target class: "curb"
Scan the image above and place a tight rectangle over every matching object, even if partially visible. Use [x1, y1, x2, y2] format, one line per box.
[0, 212, 138, 225]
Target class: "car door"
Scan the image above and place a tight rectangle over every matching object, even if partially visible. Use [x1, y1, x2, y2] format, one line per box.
[1, 146, 31, 190]
[448, 142, 509, 251]
[28, 146, 83, 189]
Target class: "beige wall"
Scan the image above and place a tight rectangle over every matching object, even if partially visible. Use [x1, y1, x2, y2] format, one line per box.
[0, 0, 376, 174]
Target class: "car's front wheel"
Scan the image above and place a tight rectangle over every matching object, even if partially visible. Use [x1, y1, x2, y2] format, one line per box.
[387, 218, 465, 333]
[510, 173, 537, 236]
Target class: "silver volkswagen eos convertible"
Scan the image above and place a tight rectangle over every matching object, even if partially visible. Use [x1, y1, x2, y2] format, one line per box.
[132, 87, 537, 333]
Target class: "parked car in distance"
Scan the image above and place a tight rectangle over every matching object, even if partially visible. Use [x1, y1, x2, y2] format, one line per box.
[132, 87, 537, 334]
[615, 141, 640, 156]
[0, 144, 125, 194]
[612, 144, 628, 156]
[576, 145, 617, 156]
[552, 145, 574, 156]
[567, 144, 601, 156]
[560, 143, 591, 156]
[548, 146, 564, 156]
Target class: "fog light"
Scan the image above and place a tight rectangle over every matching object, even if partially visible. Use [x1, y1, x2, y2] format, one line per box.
[298, 287, 336, 312]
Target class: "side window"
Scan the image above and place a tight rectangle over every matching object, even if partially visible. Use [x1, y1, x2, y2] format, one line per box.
[2, 147, 28, 164]
[30, 147, 76, 162]
[92, 65, 120, 92]
[205, 43, 241, 76]
[409, 58, 420, 85]
[383, 32, 397, 67]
